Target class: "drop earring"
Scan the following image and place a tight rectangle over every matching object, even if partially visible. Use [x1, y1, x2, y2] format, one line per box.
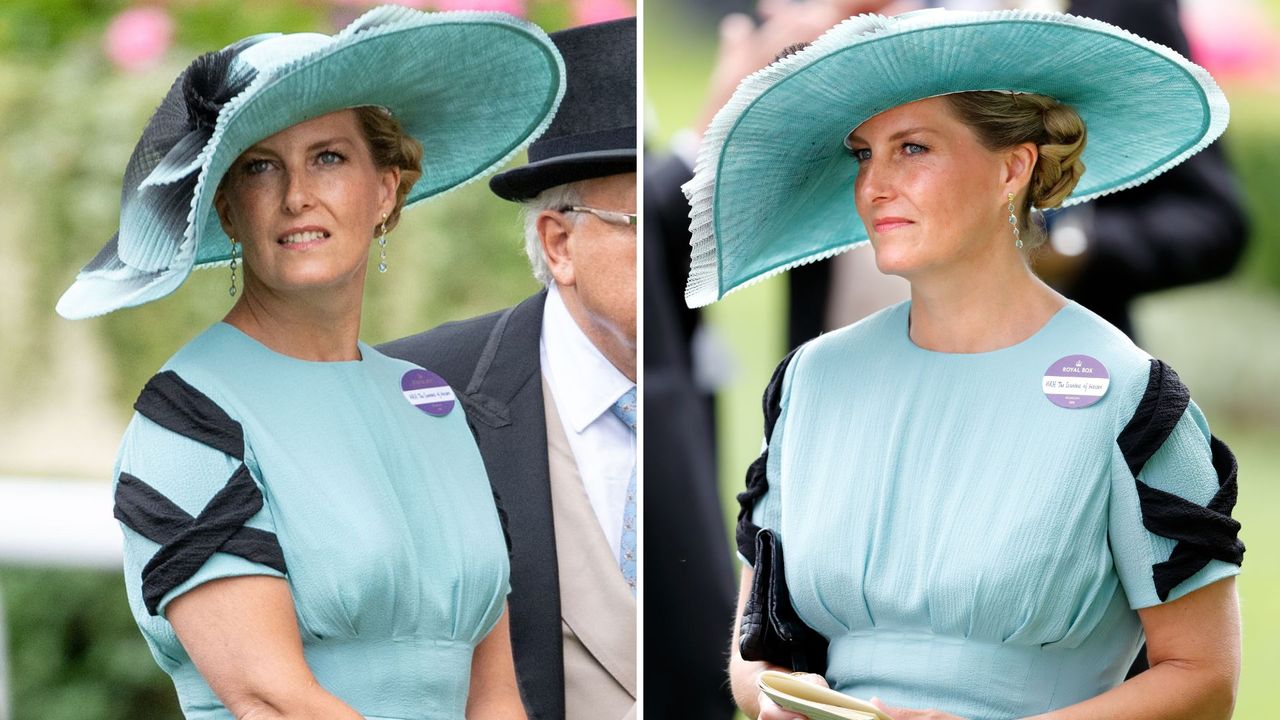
[1008, 193, 1023, 249]
[229, 237, 239, 296]
[378, 213, 389, 273]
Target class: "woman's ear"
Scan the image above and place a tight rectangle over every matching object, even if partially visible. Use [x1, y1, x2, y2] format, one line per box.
[214, 189, 235, 237]
[379, 167, 401, 220]
[1003, 142, 1038, 190]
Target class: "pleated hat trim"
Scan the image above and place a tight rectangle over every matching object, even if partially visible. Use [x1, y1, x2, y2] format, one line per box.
[682, 9, 1230, 308]
[58, 5, 566, 319]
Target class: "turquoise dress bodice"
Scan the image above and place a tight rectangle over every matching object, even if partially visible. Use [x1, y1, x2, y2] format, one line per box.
[750, 301, 1238, 719]
[115, 324, 509, 719]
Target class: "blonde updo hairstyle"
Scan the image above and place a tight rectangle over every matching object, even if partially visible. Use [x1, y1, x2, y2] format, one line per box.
[353, 105, 423, 233]
[944, 92, 1087, 249]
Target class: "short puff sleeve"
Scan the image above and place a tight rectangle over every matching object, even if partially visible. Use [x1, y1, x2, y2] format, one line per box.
[114, 371, 287, 620]
[1108, 359, 1243, 609]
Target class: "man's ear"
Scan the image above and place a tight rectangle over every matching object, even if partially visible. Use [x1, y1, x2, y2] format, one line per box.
[539, 210, 575, 287]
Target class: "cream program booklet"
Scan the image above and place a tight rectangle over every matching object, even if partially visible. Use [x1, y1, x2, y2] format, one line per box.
[758, 670, 894, 720]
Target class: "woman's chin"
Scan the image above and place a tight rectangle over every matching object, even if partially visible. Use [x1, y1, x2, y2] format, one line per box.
[258, 266, 364, 295]
[871, 248, 922, 278]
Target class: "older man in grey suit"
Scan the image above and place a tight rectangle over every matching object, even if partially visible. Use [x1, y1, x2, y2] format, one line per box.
[380, 17, 636, 720]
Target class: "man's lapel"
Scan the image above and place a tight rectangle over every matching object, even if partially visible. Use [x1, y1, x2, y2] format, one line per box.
[460, 290, 567, 720]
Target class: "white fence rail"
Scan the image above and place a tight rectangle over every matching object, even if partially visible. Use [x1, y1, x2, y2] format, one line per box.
[0, 476, 121, 720]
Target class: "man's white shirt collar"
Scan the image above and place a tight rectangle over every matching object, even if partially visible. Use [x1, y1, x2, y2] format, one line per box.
[541, 284, 634, 431]
[540, 284, 636, 558]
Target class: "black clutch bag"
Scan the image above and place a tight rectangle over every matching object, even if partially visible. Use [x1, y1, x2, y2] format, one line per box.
[739, 527, 829, 674]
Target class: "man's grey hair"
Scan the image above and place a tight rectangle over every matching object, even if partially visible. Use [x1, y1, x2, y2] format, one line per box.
[521, 181, 586, 286]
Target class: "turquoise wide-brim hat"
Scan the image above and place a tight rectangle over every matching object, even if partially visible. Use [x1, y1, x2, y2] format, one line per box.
[58, 5, 565, 319]
[682, 9, 1229, 308]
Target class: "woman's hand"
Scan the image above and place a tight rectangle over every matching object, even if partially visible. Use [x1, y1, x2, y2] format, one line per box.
[869, 698, 968, 720]
[757, 672, 829, 720]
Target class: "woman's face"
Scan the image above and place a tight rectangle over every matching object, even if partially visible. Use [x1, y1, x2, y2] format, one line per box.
[215, 109, 398, 296]
[846, 96, 1022, 280]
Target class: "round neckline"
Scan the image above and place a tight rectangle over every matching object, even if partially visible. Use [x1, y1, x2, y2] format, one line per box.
[897, 300, 1075, 358]
[214, 322, 368, 366]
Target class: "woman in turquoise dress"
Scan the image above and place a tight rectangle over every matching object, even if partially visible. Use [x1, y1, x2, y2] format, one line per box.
[56, 7, 565, 718]
[682, 10, 1245, 720]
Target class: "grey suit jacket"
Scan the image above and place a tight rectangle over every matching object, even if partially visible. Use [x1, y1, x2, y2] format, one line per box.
[379, 291, 565, 720]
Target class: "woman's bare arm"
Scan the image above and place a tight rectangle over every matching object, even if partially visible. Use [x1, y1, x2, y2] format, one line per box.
[1026, 577, 1240, 720]
[466, 604, 526, 719]
[166, 575, 363, 720]
[728, 567, 828, 720]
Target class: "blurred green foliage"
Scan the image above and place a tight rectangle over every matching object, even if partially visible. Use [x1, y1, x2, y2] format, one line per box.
[0, 0, 578, 58]
[1229, 91, 1280, 295]
[0, 0, 327, 58]
[0, 567, 181, 720]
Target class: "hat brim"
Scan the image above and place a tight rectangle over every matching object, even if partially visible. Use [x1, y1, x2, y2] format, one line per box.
[58, 7, 565, 319]
[191, 10, 565, 270]
[488, 149, 636, 201]
[682, 10, 1229, 308]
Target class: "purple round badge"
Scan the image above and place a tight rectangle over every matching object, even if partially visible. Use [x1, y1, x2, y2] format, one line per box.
[401, 368, 456, 417]
[1042, 355, 1110, 409]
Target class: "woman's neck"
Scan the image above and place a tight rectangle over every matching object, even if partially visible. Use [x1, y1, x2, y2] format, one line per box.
[223, 279, 365, 362]
[906, 247, 1066, 354]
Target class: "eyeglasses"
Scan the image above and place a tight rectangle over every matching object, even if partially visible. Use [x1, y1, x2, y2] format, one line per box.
[558, 206, 637, 228]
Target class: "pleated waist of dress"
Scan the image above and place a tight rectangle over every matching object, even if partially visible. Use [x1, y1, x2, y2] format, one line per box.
[171, 636, 475, 719]
[827, 626, 1139, 720]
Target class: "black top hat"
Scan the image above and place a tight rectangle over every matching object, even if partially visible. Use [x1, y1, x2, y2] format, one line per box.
[489, 17, 636, 202]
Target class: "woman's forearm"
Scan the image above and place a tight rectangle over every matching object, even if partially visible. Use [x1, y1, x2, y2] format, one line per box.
[232, 683, 365, 720]
[1027, 657, 1235, 720]
[729, 567, 797, 718]
[167, 576, 365, 720]
[1032, 580, 1240, 720]
[466, 606, 527, 720]
[465, 693, 526, 720]
[730, 653, 793, 719]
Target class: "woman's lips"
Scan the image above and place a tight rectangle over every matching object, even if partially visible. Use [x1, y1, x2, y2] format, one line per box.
[874, 218, 914, 233]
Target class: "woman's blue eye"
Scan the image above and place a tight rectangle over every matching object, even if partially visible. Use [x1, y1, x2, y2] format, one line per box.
[850, 148, 872, 162]
[903, 143, 927, 155]
[317, 150, 345, 165]
[243, 158, 272, 174]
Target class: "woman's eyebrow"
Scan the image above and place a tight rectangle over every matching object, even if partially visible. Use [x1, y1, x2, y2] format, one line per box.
[846, 126, 937, 145]
[242, 136, 355, 156]
[305, 136, 355, 152]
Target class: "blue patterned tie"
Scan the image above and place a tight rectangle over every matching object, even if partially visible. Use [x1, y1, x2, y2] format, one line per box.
[610, 386, 637, 594]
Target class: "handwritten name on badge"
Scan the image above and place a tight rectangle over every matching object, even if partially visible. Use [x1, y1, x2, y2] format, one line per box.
[401, 368, 456, 417]
[1042, 355, 1110, 409]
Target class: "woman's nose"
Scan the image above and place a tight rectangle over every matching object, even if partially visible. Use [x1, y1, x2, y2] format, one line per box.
[856, 158, 894, 206]
[282, 167, 316, 215]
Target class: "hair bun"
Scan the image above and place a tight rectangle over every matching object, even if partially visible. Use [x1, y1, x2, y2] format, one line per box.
[1031, 104, 1087, 210]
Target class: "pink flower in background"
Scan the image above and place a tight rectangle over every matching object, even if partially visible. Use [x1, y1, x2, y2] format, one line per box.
[330, 0, 430, 6]
[570, 0, 633, 25]
[1182, 0, 1280, 85]
[104, 7, 175, 73]
[432, 0, 527, 15]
